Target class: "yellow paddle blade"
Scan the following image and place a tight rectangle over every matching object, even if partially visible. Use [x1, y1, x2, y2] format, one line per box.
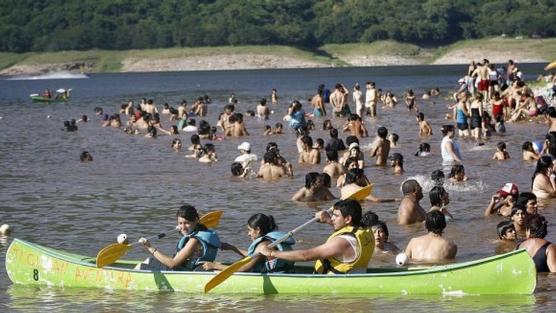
[204, 255, 253, 293]
[200, 210, 223, 228]
[343, 184, 373, 201]
[95, 243, 132, 268]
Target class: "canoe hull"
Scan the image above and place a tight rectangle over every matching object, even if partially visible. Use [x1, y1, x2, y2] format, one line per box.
[30, 96, 69, 102]
[5, 239, 536, 295]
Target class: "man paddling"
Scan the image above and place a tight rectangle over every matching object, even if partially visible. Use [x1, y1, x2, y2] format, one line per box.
[260, 199, 374, 274]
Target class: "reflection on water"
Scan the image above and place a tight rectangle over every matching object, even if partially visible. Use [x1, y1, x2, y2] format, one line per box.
[0, 65, 555, 311]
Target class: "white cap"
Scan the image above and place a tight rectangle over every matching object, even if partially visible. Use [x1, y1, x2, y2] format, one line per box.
[238, 142, 251, 151]
[458, 78, 465, 83]
[349, 142, 359, 150]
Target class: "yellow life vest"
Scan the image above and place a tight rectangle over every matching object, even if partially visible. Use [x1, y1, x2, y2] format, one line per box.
[314, 226, 374, 274]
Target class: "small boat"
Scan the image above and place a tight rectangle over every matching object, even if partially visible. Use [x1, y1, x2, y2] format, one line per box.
[5, 238, 536, 295]
[30, 88, 71, 102]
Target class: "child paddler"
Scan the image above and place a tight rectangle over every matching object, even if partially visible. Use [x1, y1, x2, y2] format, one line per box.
[260, 199, 374, 274]
[136, 205, 220, 271]
[202, 213, 295, 273]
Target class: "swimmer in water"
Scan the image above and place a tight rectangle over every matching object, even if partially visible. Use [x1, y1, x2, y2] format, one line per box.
[198, 143, 218, 163]
[448, 164, 468, 182]
[415, 143, 431, 157]
[370, 127, 390, 166]
[171, 138, 182, 152]
[372, 221, 400, 255]
[416, 112, 433, 136]
[390, 153, 404, 175]
[492, 141, 510, 160]
[428, 186, 453, 221]
[291, 172, 336, 202]
[522, 141, 540, 161]
[389, 133, 399, 149]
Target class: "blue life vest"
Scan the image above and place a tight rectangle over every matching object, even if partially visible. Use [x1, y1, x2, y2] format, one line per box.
[176, 229, 221, 270]
[246, 231, 295, 273]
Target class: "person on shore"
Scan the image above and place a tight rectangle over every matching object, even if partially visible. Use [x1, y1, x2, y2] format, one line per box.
[516, 215, 556, 272]
[260, 199, 375, 274]
[522, 141, 540, 161]
[256, 98, 270, 120]
[137, 205, 221, 271]
[492, 141, 510, 160]
[343, 114, 368, 138]
[531, 156, 556, 199]
[484, 183, 518, 217]
[416, 112, 433, 137]
[311, 87, 326, 117]
[397, 179, 426, 225]
[403, 211, 458, 263]
[372, 221, 400, 255]
[390, 153, 404, 175]
[202, 213, 295, 273]
[428, 185, 453, 221]
[323, 149, 344, 178]
[440, 125, 462, 164]
[235, 142, 258, 169]
[370, 126, 390, 166]
[292, 172, 336, 202]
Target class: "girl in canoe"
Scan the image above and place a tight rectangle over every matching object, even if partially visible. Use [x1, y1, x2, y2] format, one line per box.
[137, 205, 221, 271]
[202, 213, 295, 273]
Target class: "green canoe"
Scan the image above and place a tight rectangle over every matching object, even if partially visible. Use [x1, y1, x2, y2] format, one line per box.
[5, 238, 536, 295]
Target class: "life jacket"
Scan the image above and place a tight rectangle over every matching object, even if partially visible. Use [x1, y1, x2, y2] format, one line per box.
[176, 229, 221, 270]
[314, 226, 374, 274]
[246, 231, 295, 273]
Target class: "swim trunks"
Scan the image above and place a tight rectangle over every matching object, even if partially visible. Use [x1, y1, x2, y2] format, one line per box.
[478, 79, 489, 91]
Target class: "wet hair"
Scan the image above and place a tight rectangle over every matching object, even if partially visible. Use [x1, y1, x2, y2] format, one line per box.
[147, 125, 157, 137]
[431, 170, 445, 186]
[343, 157, 360, 170]
[171, 138, 182, 147]
[516, 192, 537, 208]
[448, 164, 465, 178]
[203, 143, 215, 153]
[522, 141, 534, 152]
[188, 119, 196, 126]
[245, 110, 255, 117]
[301, 135, 313, 148]
[361, 211, 379, 228]
[305, 172, 321, 188]
[401, 179, 421, 195]
[176, 204, 207, 231]
[371, 221, 389, 239]
[390, 133, 399, 143]
[377, 126, 388, 139]
[231, 162, 244, 176]
[345, 135, 359, 147]
[190, 134, 201, 145]
[266, 142, 279, 152]
[263, 150, 277, 163]
[416, 143, 431, 156]
[545, 132, 556, 157]
[344, 168, 365, 185]
[527, 214, 548, 238]
[429, 186, 448, 207]
[81, 115, 88, 122]
[333, 199, 363, 227]
[425, 211, 446, 235]
[274, 122, 283, 129]
[326, 149, 339, 162]
[497, 141, 507, 152]
[198, 120, 210, 135]
[497, 221, 515, 239]
[316, 138, 324, 148]
[80, 151, 93, 162]
[321, 172, 331, 188]
[417, 112, 424, 121]
[330, 127, 339, 138]
[390, 153, 403, 166]
[510, 205, 526, 218]
[323, 120, 333, 130]
[441, 125, 455, 136]
[532, 156, 553, 187]
[248, 213, 277, 235]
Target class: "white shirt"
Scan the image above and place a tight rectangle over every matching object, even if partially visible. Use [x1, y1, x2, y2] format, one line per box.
[234, 153, 258, 168]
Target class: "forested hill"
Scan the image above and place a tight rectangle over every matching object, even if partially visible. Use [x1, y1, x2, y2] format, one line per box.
[1, 0, 555, 53]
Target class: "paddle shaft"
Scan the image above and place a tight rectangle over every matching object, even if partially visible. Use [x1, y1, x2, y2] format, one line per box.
[131, 228, 179, 247]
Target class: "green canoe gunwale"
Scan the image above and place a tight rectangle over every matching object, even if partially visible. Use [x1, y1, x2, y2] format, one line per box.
[6, 238, 537, 294]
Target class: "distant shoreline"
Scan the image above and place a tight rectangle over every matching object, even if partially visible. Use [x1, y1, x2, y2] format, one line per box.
[1, 38, 554, 76]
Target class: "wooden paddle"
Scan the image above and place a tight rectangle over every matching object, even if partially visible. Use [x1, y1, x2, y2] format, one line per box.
[203, 188, 369, 293]
[95, 210, 223, 268]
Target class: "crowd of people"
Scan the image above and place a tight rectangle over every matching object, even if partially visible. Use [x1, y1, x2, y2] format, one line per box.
[69, 59, 556, 274]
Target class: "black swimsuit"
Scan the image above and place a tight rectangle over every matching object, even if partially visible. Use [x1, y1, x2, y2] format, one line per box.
[518, 242, 551, 272]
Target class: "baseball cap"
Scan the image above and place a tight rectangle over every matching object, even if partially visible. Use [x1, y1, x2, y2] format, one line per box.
[498, 183, 518, 197]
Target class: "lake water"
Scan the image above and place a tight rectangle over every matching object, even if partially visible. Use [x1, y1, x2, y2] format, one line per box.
[1, 64, 555, 312]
